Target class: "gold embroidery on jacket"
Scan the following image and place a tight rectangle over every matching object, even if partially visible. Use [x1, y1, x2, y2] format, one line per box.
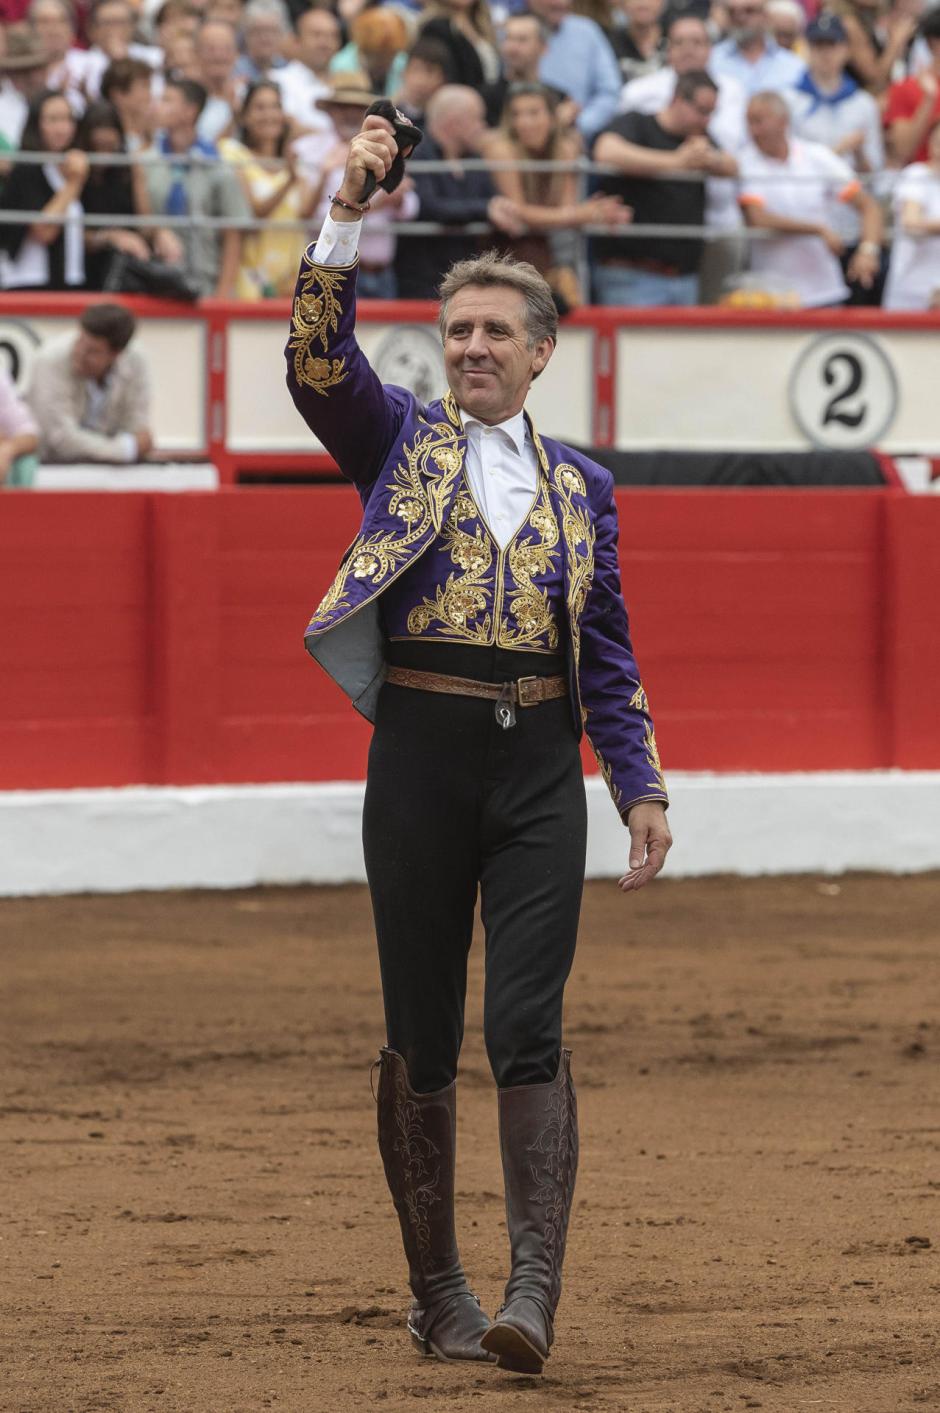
[594, 748, 623, 813]
[644, 721, 667, 794]
[289, 264, 349, 396]
[404, 478, 561, 649]
[551, 461, 595, 706]
[306, 415, 464, 632]
[629, 683, 649, 713]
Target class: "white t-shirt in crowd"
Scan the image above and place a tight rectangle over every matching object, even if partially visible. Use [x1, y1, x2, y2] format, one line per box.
[883, 163, 940, 311]
[738, 137, 858, 307]
[275, 61, 332, 129]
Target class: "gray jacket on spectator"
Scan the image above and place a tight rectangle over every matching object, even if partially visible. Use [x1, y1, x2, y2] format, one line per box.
[26, 334, 151, 463]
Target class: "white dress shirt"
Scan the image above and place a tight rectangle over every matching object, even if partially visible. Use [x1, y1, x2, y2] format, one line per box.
[311, 214, 540, 550]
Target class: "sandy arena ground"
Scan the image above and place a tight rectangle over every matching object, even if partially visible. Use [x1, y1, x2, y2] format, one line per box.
[2, 875, 939, 1413]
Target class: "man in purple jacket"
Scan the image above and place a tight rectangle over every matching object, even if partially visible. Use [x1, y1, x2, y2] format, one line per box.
[286, 114, 672, 1377]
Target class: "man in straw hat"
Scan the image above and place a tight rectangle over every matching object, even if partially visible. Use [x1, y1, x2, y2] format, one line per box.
[286, 112, 672, 1376]
[0, 27, 50, 147]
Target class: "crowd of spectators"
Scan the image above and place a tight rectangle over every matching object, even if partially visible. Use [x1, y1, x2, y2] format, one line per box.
[1, 0, 940, 308]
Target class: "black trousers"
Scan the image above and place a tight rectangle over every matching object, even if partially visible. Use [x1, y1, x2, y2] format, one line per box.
[362, 641, 588, 1093]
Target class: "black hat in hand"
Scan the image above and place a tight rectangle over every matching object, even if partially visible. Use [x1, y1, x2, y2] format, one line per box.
[359, 101, 423, 203]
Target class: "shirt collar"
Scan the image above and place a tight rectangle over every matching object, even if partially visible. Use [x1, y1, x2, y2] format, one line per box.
[462, 408, 528, 458]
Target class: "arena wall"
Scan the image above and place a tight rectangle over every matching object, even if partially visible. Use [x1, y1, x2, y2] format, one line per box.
[1, 487, 938, 893]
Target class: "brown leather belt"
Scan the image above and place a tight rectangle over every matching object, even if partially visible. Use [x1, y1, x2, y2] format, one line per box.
[385, 665, 567, 708]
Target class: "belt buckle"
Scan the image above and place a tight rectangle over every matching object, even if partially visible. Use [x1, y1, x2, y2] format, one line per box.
[516, 675, 541, 707]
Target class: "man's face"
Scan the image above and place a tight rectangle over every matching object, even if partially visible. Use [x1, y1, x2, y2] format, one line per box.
[246, 15, 284, 66]
[674, 84, 717, 135]
[32, 2, 74, 62]
[501, 17, 545, 76]
[72, 330, 119, 381]
[727, 0, 767, 45]
[667, 19, 710, 72]
[435, 96, 486, 154]
[159, 84, 197, 130]
[297, 10, 340, 73]
[747, 96, 787, 147]
[528, 0, 569, 31]
[809, 38, 848, 82]
[442, 285, 554, 425]
[197, 23, 236, 82]
[625, 0, 662, 26]
[91, 1, 134, 58]
[769, 8, 801, 48]
[322, 101, 367, 141]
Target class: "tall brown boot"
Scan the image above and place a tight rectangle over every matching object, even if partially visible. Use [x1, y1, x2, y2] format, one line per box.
[480, 1050, 578, 1374]
[376, 1048, 494, 1362]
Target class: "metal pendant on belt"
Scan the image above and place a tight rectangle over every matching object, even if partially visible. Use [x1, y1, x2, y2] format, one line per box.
[495, 681, 516, 730]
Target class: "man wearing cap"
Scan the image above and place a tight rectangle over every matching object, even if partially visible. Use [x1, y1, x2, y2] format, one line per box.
[0, 27, 50, 147]
[286, 113, 672, 1376]
[786, 14, 885, 302]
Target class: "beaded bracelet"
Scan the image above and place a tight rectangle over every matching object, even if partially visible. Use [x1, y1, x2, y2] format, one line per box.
[330, 192, 371, 215]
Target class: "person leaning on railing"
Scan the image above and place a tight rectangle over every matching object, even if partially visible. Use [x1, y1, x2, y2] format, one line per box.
[0, 87, 89, 291]
[76, 99, 154, 289]
[482, 81, 632, 309]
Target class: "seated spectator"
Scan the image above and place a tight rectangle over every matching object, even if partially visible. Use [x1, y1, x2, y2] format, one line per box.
[83, 0, 163, 100]
[593, 69, 735, 305]
[195, 18, 246, 142]
[608, 0, 666, 85]
[26, 303, 153, 464]
[308, 74, 419, 298]
[833, 0, 918, 95]
[101, 56, 156, 150]
[76, 99, 152, 288]
[738, 91, 883, 307]
[483, 82, 630, 304]
[766, 0, 806, 57]
[883, 120, 940, 309]
[332, 8, 410, 98]
[788, 14, 885, 303]
[145, 75, 250, 296]
[0, 27, 52, 148]
[275, 6, 341, 128]
[530, 0, 622, 141]
[884, 10, 940, 165]
[30, 0, 94, 110]
[219, 79, 316, 297]
[0, 365, 40, 487]
[236, 0, 290, 82]
[0, 88, 89, 291]
[394, 35, 452, 126]
[395, 84, 524, 299]
[712, 0, 805, 96]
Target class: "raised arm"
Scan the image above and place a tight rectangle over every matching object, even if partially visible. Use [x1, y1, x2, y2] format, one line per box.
[284, 116, 411, 488]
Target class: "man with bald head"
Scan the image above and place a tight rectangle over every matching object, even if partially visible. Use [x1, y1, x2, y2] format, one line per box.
[395, 85, 524, 299]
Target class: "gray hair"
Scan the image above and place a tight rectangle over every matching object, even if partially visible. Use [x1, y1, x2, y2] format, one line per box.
[243, 0, 288, 29]
[438, 250, 558, 348]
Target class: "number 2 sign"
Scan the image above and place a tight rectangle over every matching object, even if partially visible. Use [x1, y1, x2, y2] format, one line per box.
[789, 332, 898, 451]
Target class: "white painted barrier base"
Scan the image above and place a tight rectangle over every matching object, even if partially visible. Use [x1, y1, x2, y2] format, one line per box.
[2, 772, 939, 897]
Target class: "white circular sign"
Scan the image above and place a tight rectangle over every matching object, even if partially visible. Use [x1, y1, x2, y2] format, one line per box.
[0, 319, 41, 392]
[373, 325, 445, 406]
[789, 332, 898, 451]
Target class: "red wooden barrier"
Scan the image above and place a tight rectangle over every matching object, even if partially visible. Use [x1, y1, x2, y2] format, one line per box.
[1, 487, 936, 790]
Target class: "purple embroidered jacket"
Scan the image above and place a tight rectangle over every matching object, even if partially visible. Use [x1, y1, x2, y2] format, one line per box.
[285, 248, 668, 820]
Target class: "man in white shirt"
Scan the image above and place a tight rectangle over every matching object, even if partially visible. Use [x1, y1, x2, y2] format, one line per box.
[785, 13, 885, 301]
[712, 0, 805, 96]
[26, 304, 154, 464]
[29, 0, 95, 111]
[82, 0, 163, 101]
[738, 91, 883, 307]
[286, 112, 672, 1381]
[275, 6, 340, 130]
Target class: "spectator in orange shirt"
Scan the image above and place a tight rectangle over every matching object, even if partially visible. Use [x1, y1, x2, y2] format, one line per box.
[884, 10, 940, 165]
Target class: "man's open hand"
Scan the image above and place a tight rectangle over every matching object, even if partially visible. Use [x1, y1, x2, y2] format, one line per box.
[618, 802, 672, 893]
